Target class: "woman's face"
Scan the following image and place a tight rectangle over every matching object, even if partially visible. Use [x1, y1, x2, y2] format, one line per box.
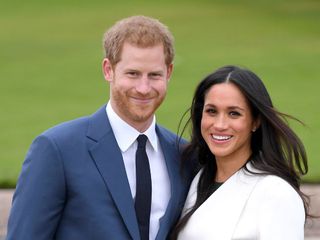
[201, 83, 258, 164]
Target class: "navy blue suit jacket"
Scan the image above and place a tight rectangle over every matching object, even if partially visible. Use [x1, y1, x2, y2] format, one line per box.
[7, 106, 192, 240]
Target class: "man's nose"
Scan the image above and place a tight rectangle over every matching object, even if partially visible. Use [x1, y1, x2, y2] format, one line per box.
[135, 75, 151, 94]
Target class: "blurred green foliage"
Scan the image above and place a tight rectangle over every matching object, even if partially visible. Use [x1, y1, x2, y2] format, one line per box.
[1, 0, 319, 187]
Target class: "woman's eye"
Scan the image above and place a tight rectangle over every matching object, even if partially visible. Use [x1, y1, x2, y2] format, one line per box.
[230, 111, 240, 117]
[205, 108, 216, 114]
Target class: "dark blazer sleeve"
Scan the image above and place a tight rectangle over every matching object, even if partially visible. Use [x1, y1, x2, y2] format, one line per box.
[7, 134, 66, 240]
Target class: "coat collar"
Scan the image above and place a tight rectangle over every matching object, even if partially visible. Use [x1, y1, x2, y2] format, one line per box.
[86, 105, 183, 240]
[155, 127, 182, 239]
[86, 105, 140, 240]
[179, 163, 262, 240]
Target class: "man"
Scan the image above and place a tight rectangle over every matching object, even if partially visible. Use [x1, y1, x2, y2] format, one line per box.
[7, 16, 193, 240]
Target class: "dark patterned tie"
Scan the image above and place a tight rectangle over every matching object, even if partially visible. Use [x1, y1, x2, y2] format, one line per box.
[135, 134, 152, 240]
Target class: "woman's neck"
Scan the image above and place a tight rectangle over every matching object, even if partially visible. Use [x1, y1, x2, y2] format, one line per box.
[215, 152, 251, 182]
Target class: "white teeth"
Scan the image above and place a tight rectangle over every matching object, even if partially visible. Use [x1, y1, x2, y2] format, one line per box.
[212, 135, 232, 141]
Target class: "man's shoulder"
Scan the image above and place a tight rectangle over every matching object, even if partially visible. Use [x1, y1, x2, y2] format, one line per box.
[42, 115, 90, 139]
[40, 105, 107, 140]
[156, 125, 176, 138]
[156, 125, 187, 144]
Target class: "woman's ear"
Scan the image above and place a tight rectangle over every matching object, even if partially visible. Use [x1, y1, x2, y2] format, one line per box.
[252, 116, 261, 132]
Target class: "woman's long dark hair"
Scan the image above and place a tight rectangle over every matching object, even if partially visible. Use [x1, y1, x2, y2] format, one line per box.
[170, 65, 309, 239]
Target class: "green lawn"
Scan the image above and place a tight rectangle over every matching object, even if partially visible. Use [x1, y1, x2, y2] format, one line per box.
[1, 0, 319, 187]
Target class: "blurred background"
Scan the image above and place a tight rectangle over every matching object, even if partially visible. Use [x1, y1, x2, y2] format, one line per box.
[1, 0, 319, 187]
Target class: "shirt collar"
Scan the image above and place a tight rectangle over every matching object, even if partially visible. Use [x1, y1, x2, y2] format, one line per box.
[106, 102, 158, 152]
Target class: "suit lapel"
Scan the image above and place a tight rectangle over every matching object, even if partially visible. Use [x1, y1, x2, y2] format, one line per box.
[86, 106, 140, 240]
[155, 127, 182, 239]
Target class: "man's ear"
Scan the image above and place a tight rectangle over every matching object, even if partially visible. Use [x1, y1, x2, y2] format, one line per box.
[102, 58, 113, 82]
[166, 63, 174, 81]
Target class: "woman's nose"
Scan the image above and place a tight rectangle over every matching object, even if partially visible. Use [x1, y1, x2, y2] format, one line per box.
[213, 114, 228, 130]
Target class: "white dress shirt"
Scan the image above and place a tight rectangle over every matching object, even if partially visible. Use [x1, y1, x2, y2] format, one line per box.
[106, 102, 171, 240]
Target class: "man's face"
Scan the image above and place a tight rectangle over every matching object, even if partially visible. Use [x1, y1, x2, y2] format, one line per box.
[103, 42, 173, 132]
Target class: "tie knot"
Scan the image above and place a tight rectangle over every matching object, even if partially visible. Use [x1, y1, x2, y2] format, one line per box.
[137, 134, 148, 149]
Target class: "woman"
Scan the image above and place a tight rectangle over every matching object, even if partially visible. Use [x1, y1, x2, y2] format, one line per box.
[172, 65, 309, 239]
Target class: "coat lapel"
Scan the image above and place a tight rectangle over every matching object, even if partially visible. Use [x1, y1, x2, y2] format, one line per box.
[180, 164, 261, 240]
[86, 106, 140, 240]
[155, 126, 182, 239]
[156, 126, 187, 239]
[214, 168, 260, 239]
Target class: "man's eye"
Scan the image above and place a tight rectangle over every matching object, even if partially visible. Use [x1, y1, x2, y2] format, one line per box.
[150, 73, 162, 79]
[127, 72, 138, 77]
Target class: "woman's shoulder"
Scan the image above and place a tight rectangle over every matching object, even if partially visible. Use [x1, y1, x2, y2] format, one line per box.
[258, 175, 297, 194]
[243, 163, 300, 199]
[248, 175, 305, 237]
[250, 174, 304, 210]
